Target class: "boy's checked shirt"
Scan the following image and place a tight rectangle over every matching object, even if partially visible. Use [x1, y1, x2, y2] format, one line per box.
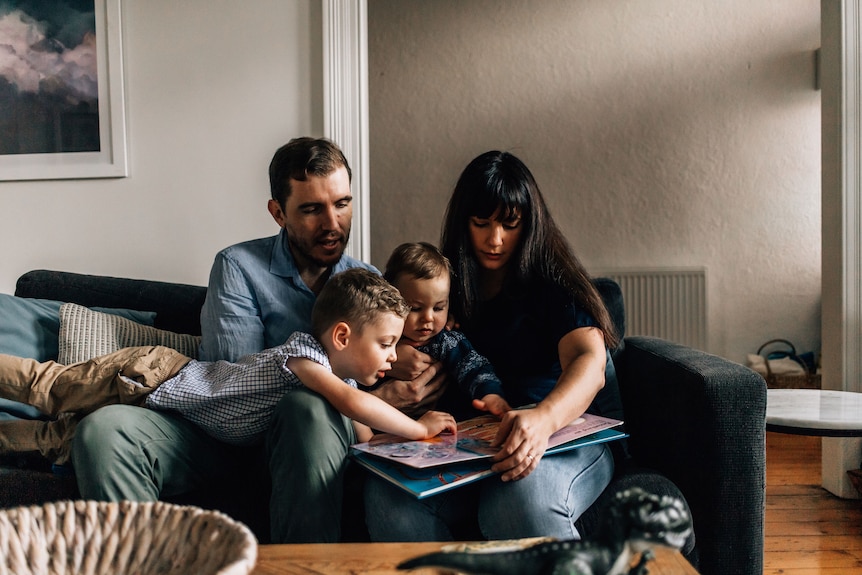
[145, 332, 354, 445]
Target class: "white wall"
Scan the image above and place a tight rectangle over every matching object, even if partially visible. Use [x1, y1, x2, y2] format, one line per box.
[0, 0, 323, 293]
[368, 0, 821, 363]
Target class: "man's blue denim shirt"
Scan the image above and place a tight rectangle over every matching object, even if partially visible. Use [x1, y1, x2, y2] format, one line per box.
[199, 228, 378, 362]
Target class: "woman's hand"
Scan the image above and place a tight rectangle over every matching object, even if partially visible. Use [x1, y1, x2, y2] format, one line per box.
[489, 407, 554, 481]
[488, 327, 607, 481]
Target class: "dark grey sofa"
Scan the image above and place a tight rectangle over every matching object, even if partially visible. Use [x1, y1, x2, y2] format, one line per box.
[6, 269, 766, 575]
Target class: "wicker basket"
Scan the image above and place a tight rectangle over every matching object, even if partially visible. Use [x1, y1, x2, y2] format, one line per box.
[757, 339, 821, 389]
[0, 500, 257, 575]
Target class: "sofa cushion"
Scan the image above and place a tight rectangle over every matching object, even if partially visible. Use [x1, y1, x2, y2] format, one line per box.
[58, 303, 201, 364]
[0, 295, 158, 422]
[0, 294, 156, 362]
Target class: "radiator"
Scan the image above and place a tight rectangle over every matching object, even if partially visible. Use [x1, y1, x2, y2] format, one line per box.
[596, 268, 707, 350]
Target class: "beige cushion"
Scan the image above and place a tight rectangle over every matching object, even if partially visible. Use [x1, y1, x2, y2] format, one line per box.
[58, 303, 200, 364]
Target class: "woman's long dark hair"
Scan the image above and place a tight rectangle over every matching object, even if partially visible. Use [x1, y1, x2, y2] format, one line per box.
[440, 151, 618, 348]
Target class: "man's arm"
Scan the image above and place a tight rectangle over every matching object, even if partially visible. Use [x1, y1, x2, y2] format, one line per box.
[199, 253, 266, 362]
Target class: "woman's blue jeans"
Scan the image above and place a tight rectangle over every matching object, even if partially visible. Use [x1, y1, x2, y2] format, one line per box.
[364, 442, 614, 541]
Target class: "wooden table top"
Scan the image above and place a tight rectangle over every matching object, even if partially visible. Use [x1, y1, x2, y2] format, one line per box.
[250, 542, 699, 574]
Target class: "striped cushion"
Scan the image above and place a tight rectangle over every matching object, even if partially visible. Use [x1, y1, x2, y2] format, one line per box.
[58, 303, 200, 364]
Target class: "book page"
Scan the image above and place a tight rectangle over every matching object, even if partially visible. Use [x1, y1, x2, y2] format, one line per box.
[351, 426, 628, 498]
[352, 413, 622, 469]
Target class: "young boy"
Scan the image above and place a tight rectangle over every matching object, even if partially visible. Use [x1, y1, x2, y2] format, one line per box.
[383, 242, 511, 417]
[0, 268, 457, 462]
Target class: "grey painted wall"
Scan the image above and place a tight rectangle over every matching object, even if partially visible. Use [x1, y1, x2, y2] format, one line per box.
[368, 0, 821, 363]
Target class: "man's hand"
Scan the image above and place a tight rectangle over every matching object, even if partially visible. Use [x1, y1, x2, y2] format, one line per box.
[370, 362, 448, 417]
[387, 343, 434, 381]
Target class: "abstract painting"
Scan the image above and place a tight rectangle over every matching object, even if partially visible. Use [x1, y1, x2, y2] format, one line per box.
[0, 0, 126, 180]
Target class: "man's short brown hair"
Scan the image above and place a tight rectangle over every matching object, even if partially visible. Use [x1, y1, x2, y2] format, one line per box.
[269, 137, 352, 207]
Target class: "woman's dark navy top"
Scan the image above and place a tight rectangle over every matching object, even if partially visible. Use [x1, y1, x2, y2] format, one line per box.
[459, 278, 624, 421]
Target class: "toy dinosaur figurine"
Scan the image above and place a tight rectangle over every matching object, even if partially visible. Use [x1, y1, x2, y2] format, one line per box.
[397, 487, 692, 575]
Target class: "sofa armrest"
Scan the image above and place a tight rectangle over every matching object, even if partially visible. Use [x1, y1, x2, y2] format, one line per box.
[614, 336, 766, 575]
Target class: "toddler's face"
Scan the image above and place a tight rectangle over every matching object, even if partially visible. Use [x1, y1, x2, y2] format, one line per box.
[394, 273, 450, 345]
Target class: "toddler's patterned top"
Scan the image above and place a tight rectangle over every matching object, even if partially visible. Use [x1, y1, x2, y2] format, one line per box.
[417, 330, 503, 400]
[146, 332, 354, 445]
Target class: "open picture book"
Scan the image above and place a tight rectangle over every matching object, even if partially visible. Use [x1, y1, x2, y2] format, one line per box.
[351, 412, 627, 499]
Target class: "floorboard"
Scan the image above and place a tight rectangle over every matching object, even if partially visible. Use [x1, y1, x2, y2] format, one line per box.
[765, 432, 862, 574]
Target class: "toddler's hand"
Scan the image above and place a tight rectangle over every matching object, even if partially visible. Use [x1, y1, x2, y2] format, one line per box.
[472, 394, 511, 416]
[417, 410, 457, 438]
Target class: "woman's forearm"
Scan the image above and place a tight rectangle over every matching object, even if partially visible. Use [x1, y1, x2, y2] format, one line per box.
[537, 327, 607, 432]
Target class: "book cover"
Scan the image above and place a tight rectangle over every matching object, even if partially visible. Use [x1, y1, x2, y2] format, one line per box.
[351, 412, 623, 469]
[352, 427, 628, 499]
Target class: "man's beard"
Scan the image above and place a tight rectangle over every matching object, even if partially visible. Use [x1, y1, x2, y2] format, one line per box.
[288, 228, 351, 268]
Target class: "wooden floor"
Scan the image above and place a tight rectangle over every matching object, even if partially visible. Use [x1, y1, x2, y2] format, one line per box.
[765, 431, 862, 574]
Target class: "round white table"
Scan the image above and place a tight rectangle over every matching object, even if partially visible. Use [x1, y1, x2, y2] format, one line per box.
[766, 389, 862, 437]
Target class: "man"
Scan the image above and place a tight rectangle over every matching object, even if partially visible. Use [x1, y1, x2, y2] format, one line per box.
[198, 137, 375, 361]
[70, 137, 445, 543]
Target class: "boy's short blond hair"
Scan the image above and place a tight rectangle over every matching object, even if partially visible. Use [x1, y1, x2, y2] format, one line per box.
[311, 268, 409, 339]
[383, 242, 451, 285]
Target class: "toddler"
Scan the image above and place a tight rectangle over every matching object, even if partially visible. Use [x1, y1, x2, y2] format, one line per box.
[384, 242, 510, 417]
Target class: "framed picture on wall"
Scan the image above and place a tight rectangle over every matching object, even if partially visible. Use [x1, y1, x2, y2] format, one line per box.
[0, 0, 127, 181]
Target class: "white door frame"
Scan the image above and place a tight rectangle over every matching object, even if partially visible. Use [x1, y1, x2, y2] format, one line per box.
[322, 0, 370, 263]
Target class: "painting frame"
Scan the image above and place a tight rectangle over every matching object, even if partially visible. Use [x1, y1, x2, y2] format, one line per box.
[0, 0, 127, 181]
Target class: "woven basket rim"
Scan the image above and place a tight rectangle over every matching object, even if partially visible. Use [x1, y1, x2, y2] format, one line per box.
[0, 500, 258, 575]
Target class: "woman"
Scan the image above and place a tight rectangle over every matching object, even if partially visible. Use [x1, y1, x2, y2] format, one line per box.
[364, 150, 623, 541]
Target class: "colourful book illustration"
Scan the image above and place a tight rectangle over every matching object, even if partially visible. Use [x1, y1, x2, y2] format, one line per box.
[352, 426, 628, 499]
[351, 412, 623, 469]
